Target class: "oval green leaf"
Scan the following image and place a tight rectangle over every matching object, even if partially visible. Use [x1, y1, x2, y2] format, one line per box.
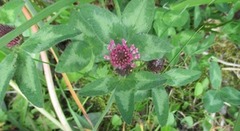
[72, 4, 123, 43]
[164, 68, 201, 87]
[162, 10, 189, 28]
[152, 87, 169, 126]
[78, 77, 115, 96]
[0, 53, 18, 104]
[133, 71, 167, 90]
[21, 24, 80, 53]
[122, 0, 155, 33]
[128, 34, 172, 61]
[114, 78, 136, 124]
[15, 51, 43, 107]
[220, 86, 240, 105]
[203, 90, 223, 113]
[194, 82, 204, 97]
[56, 39, 94, 73]
[209, 61, 222, 89]
[114, 90, 134, 124]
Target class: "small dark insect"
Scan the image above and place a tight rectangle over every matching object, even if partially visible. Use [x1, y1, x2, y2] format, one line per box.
[147, 59, 165, 73]
[0, 24, 23, 48]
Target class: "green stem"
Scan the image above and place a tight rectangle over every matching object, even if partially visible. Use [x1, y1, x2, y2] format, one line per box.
[32, 58, 56, 67]
[55, 76, 84, 130]
[93, 91, 115, 131]
[0, 0, 77, 48]
[113, 0, 121, 17]
[9, 80, 64, 130]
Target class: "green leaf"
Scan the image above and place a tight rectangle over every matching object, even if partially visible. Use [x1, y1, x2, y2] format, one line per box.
[209, 61, 222, 89]
[79, 0, 95, 4]
[129, 34, 172, 61]
[194, 6, 202, 29]
[153, 15, 176, 39]
[114, 78, 136, 124]
[56, 39, 94, 73]
[0, 53, 18, 104]
[164, 69, 201, 87]
[181, 116, 193, 128]
[161, 126, 177, 131]
[0, 0, 77, 48]
[194, 82, 204, 97]
[134, 90, 151, 102]
[234, 111, 240, 131]
[194, 34, 215, 54]
[202, 77, 210, 90]
[111, 114, 122, 127]
[21, 24, 80, 53]
[162, 10, 189, 28]
[172, 30, 203, 55]
[203, 90, 223, 113]
[219, 87, 240, 105]
[15, 51, 43, 107]
[170, 0, 238, 10]
[202, 119, 212, 131]
[0, 109, 7, 122]
[222, 22, 240, 45]
[152, 87, 169, 126]
[122, 0, 155, 33]
[72, 4, 123, 43]
[0, 51, 6, 62]
[132, 71, 167, 90]
[0, 0, 24, 24]
[83, 36, 105, 62]
[154, 8, 177, 39]
[78, 77, 115, 96]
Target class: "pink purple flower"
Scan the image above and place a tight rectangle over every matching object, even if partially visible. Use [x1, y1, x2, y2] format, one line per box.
[0, 24, 22, 48]
[104, 39, 140, 70]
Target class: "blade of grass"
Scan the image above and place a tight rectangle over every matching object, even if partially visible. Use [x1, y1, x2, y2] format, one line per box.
[9, 80, 64, 130]
[0, 0, 77, 48]
[170, 0, 238, 10]
[55, 75, 84, 130]
[49, 46, 94, 128]
[234, 110, 240, 131]
[93, 90, 115, 131]
[164, 25, 204, 72]
[50, 44, 94, 128]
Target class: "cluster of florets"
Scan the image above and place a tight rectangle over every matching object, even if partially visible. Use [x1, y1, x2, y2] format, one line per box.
[104, 39, 140, 70]
[0, 24, 22, 48]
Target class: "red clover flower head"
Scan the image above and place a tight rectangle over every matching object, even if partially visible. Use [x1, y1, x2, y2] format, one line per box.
[0, 24, 22, 48]
[104, 39, 140, 70]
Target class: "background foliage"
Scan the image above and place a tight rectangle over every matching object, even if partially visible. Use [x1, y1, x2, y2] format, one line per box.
[0, 0, 240, 130]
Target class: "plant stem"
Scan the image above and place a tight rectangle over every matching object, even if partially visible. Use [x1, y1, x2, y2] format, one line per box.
[9, 80, 64, 130]
[93, 91, 115, 131]
[55, 75, 84, 130]
[212, 57, 240, 67]
[50, 48, 94, 128]
[40, 52, 73, 131]
[113, 0, 121, 17]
